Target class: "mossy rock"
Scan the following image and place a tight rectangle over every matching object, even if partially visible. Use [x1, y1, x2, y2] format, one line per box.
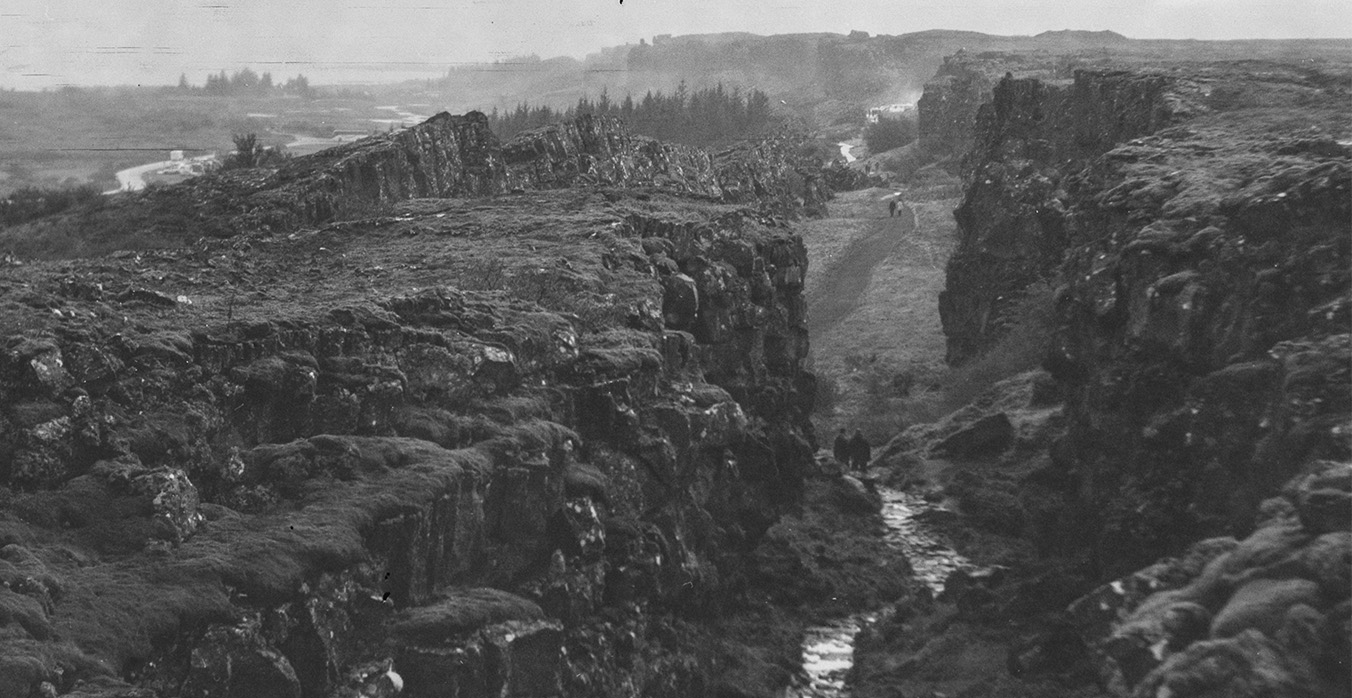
[390, 588, 544, 645]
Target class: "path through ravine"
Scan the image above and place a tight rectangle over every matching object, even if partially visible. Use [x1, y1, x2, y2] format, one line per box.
[803, 191, 913, 340]
[798, 186, 951, 377]
[788, 180, 966, 696]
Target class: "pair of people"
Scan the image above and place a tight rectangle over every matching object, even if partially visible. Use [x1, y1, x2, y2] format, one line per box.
[833, 428, 872, 472]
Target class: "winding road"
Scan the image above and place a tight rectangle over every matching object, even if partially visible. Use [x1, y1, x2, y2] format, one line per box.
[105, 154, 218, 194]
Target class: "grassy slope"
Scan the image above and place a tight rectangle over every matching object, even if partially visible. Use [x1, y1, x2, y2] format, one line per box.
[800, 183, 960, 442]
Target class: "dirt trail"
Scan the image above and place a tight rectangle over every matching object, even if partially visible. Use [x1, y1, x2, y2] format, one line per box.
[800, 187, 949, 374]
[805, 192, 913, 339]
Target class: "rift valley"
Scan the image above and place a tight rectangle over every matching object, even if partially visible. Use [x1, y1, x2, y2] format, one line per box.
[0, 30, 1348, 698]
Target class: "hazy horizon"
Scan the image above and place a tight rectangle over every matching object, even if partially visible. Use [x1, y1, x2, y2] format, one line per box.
[5, 0, 1352, 90]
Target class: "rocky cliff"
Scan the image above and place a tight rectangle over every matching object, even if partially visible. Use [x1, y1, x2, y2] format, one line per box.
[915, 55, 999, 160]
[936, 67, 1192, 365]
[921, 53, 1350, 696]
[0, 114, 821, 697]
[0, 112, 828, 260]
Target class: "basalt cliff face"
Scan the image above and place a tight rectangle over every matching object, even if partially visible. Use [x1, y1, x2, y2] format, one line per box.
[0, 114, 821, 697]
[2, 112, 828, 259]
[923, 53, 1351, 696]
[937, 67, 1190, 365]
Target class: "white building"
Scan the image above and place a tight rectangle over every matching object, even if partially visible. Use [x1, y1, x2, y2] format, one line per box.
[866, 103, 916, 124]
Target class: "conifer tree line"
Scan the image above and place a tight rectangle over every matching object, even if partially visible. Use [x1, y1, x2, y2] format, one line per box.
[487, 82, 777, 147]
[177, 69, 314, 98]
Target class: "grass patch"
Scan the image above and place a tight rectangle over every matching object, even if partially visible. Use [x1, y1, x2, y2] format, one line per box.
[939, 281, 1056, 412]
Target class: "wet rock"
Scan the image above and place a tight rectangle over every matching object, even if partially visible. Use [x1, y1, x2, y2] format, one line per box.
[833, 475, 881, 515]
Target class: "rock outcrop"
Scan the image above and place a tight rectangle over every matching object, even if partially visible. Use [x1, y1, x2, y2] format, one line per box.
[921, 50, 1350, 696]
[1071, 461, 1350, 697]
[0, 114, 821, 696]
[2, 112, 830, 260]
[931, 52, 1350, 561]
[937, 67, 1193, 365]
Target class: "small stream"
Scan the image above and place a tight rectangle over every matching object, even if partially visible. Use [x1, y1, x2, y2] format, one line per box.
[784, 487, 971, 697]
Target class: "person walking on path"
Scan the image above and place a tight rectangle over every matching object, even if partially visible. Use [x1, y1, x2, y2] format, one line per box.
[833, 428, 850, 466]
[888, 198, 898, 218]
[849, 429, 871, 472]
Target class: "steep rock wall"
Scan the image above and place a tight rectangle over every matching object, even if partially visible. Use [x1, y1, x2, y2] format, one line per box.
[937, 68, 1187, 365]
[929, 54, 1350, 695]
[1048, 116, 1350, 572]
[0, 178, 815, 694]
[935, 57, 1351, 564]
[916, 56, 997, 158]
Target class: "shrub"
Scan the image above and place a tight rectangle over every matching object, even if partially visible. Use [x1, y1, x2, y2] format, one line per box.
[942, 281, 1057, 410]
[863, 116, 917, 154]
[0, 184, 103, 227]
[222, 133, 290, 170]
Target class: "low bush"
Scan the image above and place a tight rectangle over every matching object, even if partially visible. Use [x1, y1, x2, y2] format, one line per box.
[823, 354, 949, 445]
[863, 116, 917, 154]
[0, 184, 103, 227]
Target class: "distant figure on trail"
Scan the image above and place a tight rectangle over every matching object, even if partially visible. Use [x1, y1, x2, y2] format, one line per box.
[888, 199, 898, 218]
[833, 428, 850, 465]
[849, 429, 871, 471]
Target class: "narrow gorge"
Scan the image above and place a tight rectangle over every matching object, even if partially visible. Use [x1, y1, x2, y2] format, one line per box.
[0, 44, 1348, 698]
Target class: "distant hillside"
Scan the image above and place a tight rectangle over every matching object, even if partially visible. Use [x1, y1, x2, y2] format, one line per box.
[439, 30, 1352, 129]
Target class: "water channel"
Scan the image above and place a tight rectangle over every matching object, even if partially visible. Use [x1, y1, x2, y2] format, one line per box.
[785, 487, 972, 697]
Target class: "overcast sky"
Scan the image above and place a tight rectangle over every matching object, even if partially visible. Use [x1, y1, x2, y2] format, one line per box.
[5, 0, 1351, 89]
